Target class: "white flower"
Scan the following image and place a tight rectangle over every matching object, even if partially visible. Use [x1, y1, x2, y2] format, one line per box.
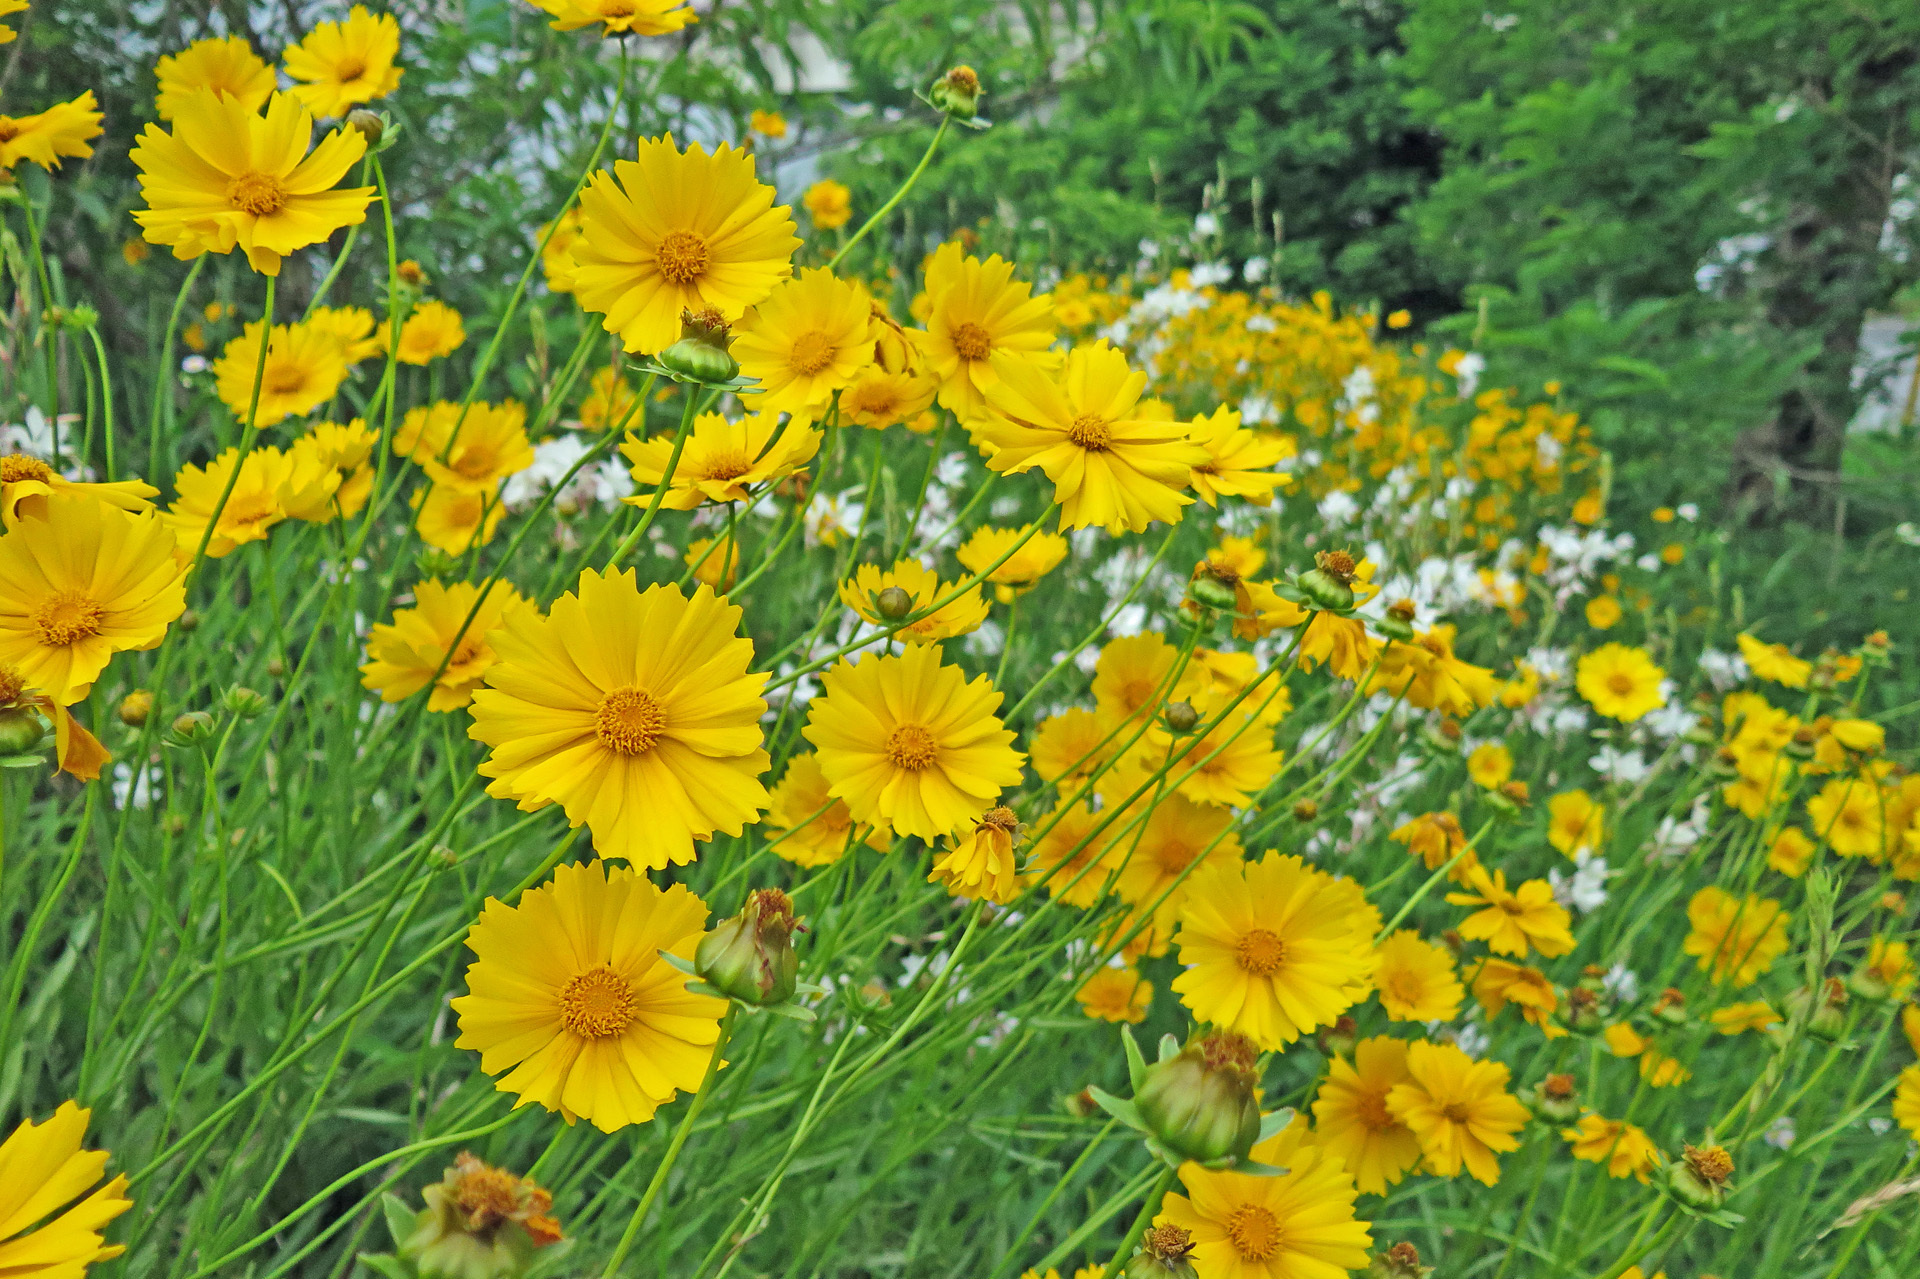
[1549, 853, 1615, 914]
[1189, 262, 1232, 288]
[806, 490, 864, 548]
[112, 763, 162, 810]
[1698, 647, 1749, 690]
[1601, 963, 1640, 1004]
[1317, 489, 1360, 526]
[1677, 503, 1699, 521]
[961, 619, 1005, 658]
[1641, 704, 1695, 740]
[1646, 797, 1710, 863]
[1192, 211, 1221, 239]
[1242, 258, 1269, 283]
[0, 406, 59, 459]
[1453, 352, 1485, 397]
[1589, 745, 1650, 785]
[1763, 1116, 1796, 1150]
[182, 354, 209, 374]
[1239, 391, 1278, 423]
[1108, 603, 1149, 638]
[989, 493, 1024, 519]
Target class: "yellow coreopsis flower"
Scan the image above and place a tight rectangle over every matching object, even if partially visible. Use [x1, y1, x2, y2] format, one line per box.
[1385, 1039, 1529, 1185]
[452, 859, 725, 1132]
[838, 558, 989, 643]
[577, 365, 639, 431]
[802, 644, 1024, 842]
[0, 1100, 133, 1276]
[1547, 788, 1605, 857]
[974, 341, 1207, 533]
[393, 400, 535, 495]
[0, 0, 24, 44]
[361, 579, 537, 712]
[282, 5, 404, 119]
[573, 135, 798, 354]
[732, 268, 875, 417]
[1389, 810, 1478, 879]
[1139, 699, 1284, 809]
[132, 90, 373, 275]
[748, 108, 787, 138]
[524, 0, 695, 36]
[1312, 1036, 1424, 1195]
[1023, 799, 1118, 908]
[841, 308, 940, 429]
[1184, 406, 1290, 507]
[1091, 632, 1205, 725]
[683, 536, 740, 591]
[1769, 824, 1817, 876]
[0, 454, 156, 530]
[539, 206, 586, 295]
[1806, 776, 1886, 859]
[1710, 1000, 1779, 1035]
[154, 35, 275, 120]
[0, 90, 103, 173]
[928, 806, 1023, 903]
[913, 241, 1057, 420]
[0, 495, 188, 704]
[621, 411, 819, 510]
[1468, 741, 1514, 789]
[163, 445, 296, 557]
[1076, 965, 1153, 1024]
[1584, 594, 1621, 629]
[1109, 798, 1252, 952]
[1375, 929, 1464, 1022]
[1169, 852, 1376, 1050]
[1447, 866, 1576, 958]
[1861, 936, 1916, 1000]
[284, 418, 379, 521]
[1684, 886, 1789, 986]
[384, 299, 466, 365]
[1893, 1065, 1920, 1141]
[1576, 642, 1667, 722]
[802, 179, 852, 230]
[1027, 708, 1108, 785]
[411, 484, 504, 554]
[763, 752, 888, 867]
[1562, 1113, 1659, 1182]
[1737, 632, 1811, 688]
[468, 571, 771, 868]
[956, 523, 1070, 602]
[211, 319, 351, 427]
[1470, 957, 1563, 1036]
[1368, 625, 1497, 718]
[306, 304, 383, 364]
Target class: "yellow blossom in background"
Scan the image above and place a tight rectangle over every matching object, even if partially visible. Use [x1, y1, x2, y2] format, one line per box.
[469, 571, 770, 868]
[306, 304, 382, 364]
[763, 752, 888, 867]
[1863, 937, 1916, 1000]
[1562, 1113, 1659, 1182]
[1368, 625, 1497, 718]
[1133, 700, 1284, 809]
[155, 36, 275, 119]
[1468, 741, 1513, 789]
[1547, 788, 1605, 856]
[539, 205, 586, 295]
[411, 484, 504, 554]
[1386, 1039, 1529, 1185]
[1076, 965, 1152, 1023]
[913, 241, 1057, 420]
[1313, 1036, 1424, 1194]
[282, 5, 404, 118]
[1576, 642, 1666, 722]
[1769, 825, 1816, 876]
[572, 135, 798, 354]
[1639, 1047, 1689, 1088]
[1375, 929, 1463, 1022]
[1603, 1022, 1646, 1058]
[1710, 1000, 1779, 1035]
[1737, 632, 1811, 688]
[748, 108, 787, 138]
[1448, 866, 1575, 958]
[0, 1100, 133, 1275]
[577, 365, 638, 431]
[1390, 810, 1476, 877]
[840, 316, 940, 430]
[1806, 776, 1885, 859]
[1386, 308, 1411, 328]
[286, 418, 378, 521]
[1026, 707, 1107, 784]
[1111, 794, 1243, 953]
[0, 495, 188, 705]
[956, 523, 1070, 601]
[360, 579, 536, 712]
[0, 454, 156, 530]
[974, 341, 1208, 533]
[0, 0, 24, 43]
[1091, 631, 1204, 725]
[132, 90, 373, 275]
[452, 859, 724, 1132]
[384, 299, 466, 365]
[394, 400, 535, 495]
[732, 268, 875, 417]
[839, 558, 988, 643]
[123, 237, 150, 265]
[803, 644, 1024, 842]
[1584, 594, 1621, 629]
[1684, 886, 1789, 986]
[164, 446, 295, 556]
[802, 179, 852, 230]
[1470, 957, 1562, 1036]
[684, 536, 740, 591]
[621, 411, 818, 509]
[929, 807, 1023, 903]
[0, 91, 102, 173]
[211, 319, 350, 427]
[1184, 406, 1290, 507]
[526, 0, 695, 37]
[1022, 799, 1116, 907]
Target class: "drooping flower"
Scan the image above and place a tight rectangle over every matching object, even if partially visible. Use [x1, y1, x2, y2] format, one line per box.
[393, 400, 535, 495]
[1368, 626, 1497, 717]
[384, 299, 466, 365]
[1447, 866, 1576, 959]
[0, 453, 157, 530]
[838, 559, 989, 644]
[155, 36, 276, 120]
[1184, 406, 1290, 507]
[928, 806, 1023, 903]
[840, 311, 940, 430]
[621, 411, 819, 510]
[1683, 887, 1789, 987]
[572, 135, 798, 355]
[524, 0, 696, 37]
[1736, 632, 1811, 689]
[731, 268, 875, 418]
[452, 859, 725, 1132]
[763, 752, 889, 867]
[361, 579, 538, 712]
[211, 319, 351, 427]
[0, 91, 103, 173]
[0, 495, 187, 705]
[132, 90, 373, 275]
[1374, 930, 1464, 1022]
[802, 179, 852, 230]
[1562, 1113, 1659, 1182]
[802, 644, 1024, 842]
[282, 5, 404, 119]
[1385, 1039, 1530, 1185]
[0, 1100, 133, 1277]
[468, 570, 771, 868]
[956, 523, 1070, 602]
[1312, 1035, 1424, 1195]
[1576, 643, 1667, 722]
[912, 242, 1056, 421]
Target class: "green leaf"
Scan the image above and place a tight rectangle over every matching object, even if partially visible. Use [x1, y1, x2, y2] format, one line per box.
[1121, 1025, 1148, 1092]
[379, 1195, 416, 1248]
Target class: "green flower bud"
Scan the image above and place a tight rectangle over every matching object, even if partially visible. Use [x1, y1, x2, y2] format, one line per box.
[1376, 599, 1417, 643]
[118, 689, 154, 727]
[1133, 1031, 1262, 1166]
[696, 888, 802, 1006]
[0, 706, 47, 755]
[1519, 1072, 1580, 1123]
[348, 108, 385, 145]
[169, 711, 217, 746]
[1366, 1243, 1433, 1279]
[874, 586, 914, 620]
[1123, 1225, 1198, 1279]
[223, 686, 268, 718]
[1297, 549, 1359, 612]
[928, 66, 983, 119]
[1162, 701, 1200, 734]
[657, 307, 740, 385]
[1650, 987, 1688, 1027]
[1185, 568, 1240, 613]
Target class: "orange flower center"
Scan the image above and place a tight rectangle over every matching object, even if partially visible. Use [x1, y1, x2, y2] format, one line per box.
[849, 383, 899, 418]
[1606, 671, 1636, 697]
[1224, 1204, 1281, 1262]
[226, 172, 288, 217]
[701, 450, 753, 482]
[595, 686, 665, 755]
[33, 590, 105, 647]
[451, 1161, 527, 1228]
[1067, 414, 1112, 450]
[0, 665, 24, 704]
[0, 453, 53, 483]
[885, 723, 938, 771]
[788, 331, 836, 376]
[656, 230, 711, 284]
[951, 321, 992, 361]
[1441, 1102, 1473, 1124]
[1386, 971, 1426, 1007]
[1235, 928, 1288, 975]
[557, 965, 637, 1038]
[224, 491, 280, 529]
[334, 57, 368, 81]
[1355, 1087, 1394, 1130]
[264, 361, 311, 396]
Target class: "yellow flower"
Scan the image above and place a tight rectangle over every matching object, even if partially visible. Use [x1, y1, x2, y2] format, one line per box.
[212, 318, 350, 427]
[1547, 788, 1605, 857]
[1375, 930, 1463, 1022]
[1470, 957, 1563, 1036]
[1737, 632, 1811, 688]
[0, 495, 187, 705]
[912, 241, 1056, 421]
[1386, 1039, 1529, 1185]
[620, 411, 818, 510]
[525, 0, 695, 36]
[0, 1100, 132, 1276]
[839, 558, 989, 644]
[1575, 642, 1666, 722]
[132, 90, 373, 275]
[1862, 936, 1916, 1001]
[1368, 626, 1497, 718]
[1603, 1022, 1646, 1058]
[163, 445, 294, 557]
[1091, 632, 1204, 725]
[1184, 406, 1290, 507]
[452, 859, 725, 1132]
[539, 205, 586, 295]
[1684, 887, 1789, 986]
[1806, 776, 1886, 859]
[573, 135, 798, 354]
[155, 36, 275, 121]
[974, 342, 1208, 533]
[1894, 1065, 1920, 1141]
[1156, 1120, 1373, 1277]
[1562, 1113, 1658, 1182]
[0, 453, 156, 530]
[393, 400, 535, 495]
[1390, 810, 1477, 878]
[764, 752, 888, 867]
[1169, 852, 1377, 1050]
[306, 304, 383, 364]
[801, 178, 852, 230]
[468, 571, 770, 868]
[283, 418, 379, 522]
[732, 268, 875, 417]
[1639, 1047, 1689, 1088]
[1584, 594, 1621, 629]
[748, 108, 787, 138]
[383, 299, 466, 365]
[361, 579, 537, 712]
[577, 365, 639, 431]
[282, 5, 404, 119]
[802, 644, 1024, 841]
[1467, 742, 1513, 790]
[1447, 866, 1576, 958]
[1709, 1000, 1779, 1035]
[683, 536, 740, 591]
[956, 523, 1070, 602]
[411, 485, 504, 554]
[1109, 794, 1243, 956]
[0, 91, 102, 173]
[1766, 823, 1816, 876]
[1021, 799, 1117, 907]
[929, 806, 1023, 903]
[1139, 699, 1285, 809]
[1076, 965, 1152, 1023]
[0, 0, 23, 44]
[1312, 1035, 1424, 1194]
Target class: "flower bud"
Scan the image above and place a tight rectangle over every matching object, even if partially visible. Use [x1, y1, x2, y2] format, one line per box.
[1650, 987, 1688, 1027]
[177, 608, 200, 632]
[1561, 985, 1605, 1035]
[657, 307, 740, 384]
[1291, 799, 1318, 822]
[1785, 979, 1847, 1039]
[347, 108, 385, 145]
[929, 65, 983, 119]
[1316, 1014, 1358, 1059]
[1133, 1031, 1263, 1166]
[118, 689, 154, 727]
[266, 656, 287, 678]
[1062, 1088, 1100, 1119]
[1162, 700, 1200, 734]
[695, 888, 802, 1006]
[169, 711, 217, 745]
[874, 586, 914, 620]
[1664, 1143, 1734, 1210]
[1367, 1243, 1433, 1279]
[381, 1152, 562, 1279]
[223, 686, 268, 718]
[1377, 598, 1417, 643]
[1520, 1072, 1580, 1123]
[0, 706, 46, 755]
[1123, 1225, 1198, 1279]
[1185, 566, 1240, 613]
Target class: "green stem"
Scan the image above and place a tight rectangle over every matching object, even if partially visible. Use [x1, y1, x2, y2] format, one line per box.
[183, 273, 277, 577]
[145, 257, 204, 481]
[828, 116, 950, 269]
[1103, 1163, 1179, 1275]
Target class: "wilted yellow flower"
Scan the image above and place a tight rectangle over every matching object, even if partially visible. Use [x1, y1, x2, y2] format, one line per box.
[154, 36, 275, 120]
[929, 807, 1023, 903]
[282, 5, 404, 118]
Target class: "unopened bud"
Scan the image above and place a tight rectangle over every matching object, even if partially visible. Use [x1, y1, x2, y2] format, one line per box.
[1367, 1242, 1433, 1279]
[657, 308, 740, 384]
[929, 65, 983, 119]
[223, 686, 268, 718]
[1521, 1072, 1580, 1122]
[347, 108, 385, 144]
[1378, 598, 1417, 642]
[1291, 799, 1318, 822]
[1163, 701, 1200, 734]
[266, 656, 287, 678]
[177, 608, 201, 633]
[118, 690, 155, 727]
[170, 711, 216, 745]
[1651, 987, 1688, 1027]
[1186, 566, 1240, 613]
[1062, 1088, 1099, 1119]
[1133, 1031, 1263, 1166]
[874, 586, 914, 620]
[696, 888, 803, 1006]
[0, 706, 46, 755]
